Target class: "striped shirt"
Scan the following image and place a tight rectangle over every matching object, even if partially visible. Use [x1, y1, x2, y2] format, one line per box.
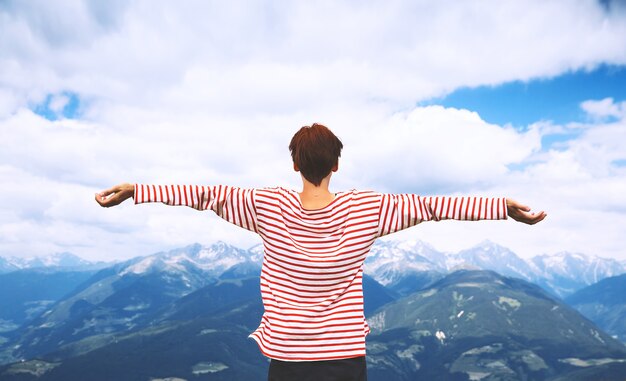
[134, 184, 507, 361]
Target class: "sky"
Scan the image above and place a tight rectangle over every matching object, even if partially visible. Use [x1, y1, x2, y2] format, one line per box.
[1, 0, 625, 262]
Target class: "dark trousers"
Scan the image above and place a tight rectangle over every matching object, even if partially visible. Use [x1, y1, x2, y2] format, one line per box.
[268, 356, 367, 381]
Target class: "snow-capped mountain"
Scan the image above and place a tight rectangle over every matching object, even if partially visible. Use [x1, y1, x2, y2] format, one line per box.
[3, 240, 623, 298]
[0, 257, 19, 273]
[532, 251, 625, 285]
[5, 242, 262, 362]
[120, 241, 262, 278]
[3, 239, 626, 376]
[248, 242, 264, 258]
[364, 239, 625, 298]
[365, 239, 541, 289]
[364, 240, 444, 288]
[364, 240, 538, 294]
[530, 252, 625, 297]
[0, 252, 105, 273]
[363, 240, 446, 296]
[141, 239, 622, 299]
[446, 240, 537, 282]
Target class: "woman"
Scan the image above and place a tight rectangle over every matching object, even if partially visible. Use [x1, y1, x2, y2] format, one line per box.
[96, 123, 546, 381]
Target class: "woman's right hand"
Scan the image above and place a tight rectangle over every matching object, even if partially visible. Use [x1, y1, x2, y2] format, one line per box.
[95, 183, 135, 208]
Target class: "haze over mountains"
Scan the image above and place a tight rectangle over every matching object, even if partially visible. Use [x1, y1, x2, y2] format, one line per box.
[0, 240, 625, 380]
[0, 253, 108, 273]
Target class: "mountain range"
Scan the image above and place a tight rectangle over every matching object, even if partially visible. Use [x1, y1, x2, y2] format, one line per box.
[2, 268, 625, 380]
[3, 239, 624, 298]
[0, 253, 108, 274]
[0, 242, 262, 363]
[363, 239, 626, 298]
[0, 240, 625, 380]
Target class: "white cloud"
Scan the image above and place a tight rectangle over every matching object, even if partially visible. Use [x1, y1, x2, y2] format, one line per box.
[344, 106, 542, 193]
[581, 97, 626, 120]
[0, 1, 626, 261]
[47, 94, 70, 114]
[2, 0, 626, 113]
[386, 110, 626, 259]
[2, 101, 624, 261]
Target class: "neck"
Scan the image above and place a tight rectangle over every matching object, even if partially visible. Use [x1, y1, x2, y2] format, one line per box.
[298, 174, 335, 209]
[300, 174, 332, 195]
[302, 177, 330, 193]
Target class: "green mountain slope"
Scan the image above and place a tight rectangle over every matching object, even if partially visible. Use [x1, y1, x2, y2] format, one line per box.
[3, 269, 626, 380]
[366, 270, 626, 380]
[0, 301, 268, 381]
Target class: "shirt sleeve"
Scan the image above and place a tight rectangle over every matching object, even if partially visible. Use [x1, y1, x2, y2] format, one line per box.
[377, 194, 507, 237]
[134, 184, 258, 233]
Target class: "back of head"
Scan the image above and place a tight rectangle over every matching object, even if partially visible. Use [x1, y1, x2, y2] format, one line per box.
[289, 123, 343, 186]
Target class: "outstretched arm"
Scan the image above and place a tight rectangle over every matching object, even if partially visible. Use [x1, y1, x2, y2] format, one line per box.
[378, 194, 546, 236]
[95, 183, 134, 207]
[95, 183, 258, 233]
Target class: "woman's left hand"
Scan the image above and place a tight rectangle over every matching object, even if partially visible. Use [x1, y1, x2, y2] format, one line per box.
[506, 199, 546, 225]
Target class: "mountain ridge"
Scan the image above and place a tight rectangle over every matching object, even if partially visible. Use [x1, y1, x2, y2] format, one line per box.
[0, 253, 109, 273]
[3, 239, 624, 297]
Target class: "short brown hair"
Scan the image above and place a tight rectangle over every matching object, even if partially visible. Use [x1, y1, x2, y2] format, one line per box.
[289, 123, 343, 186]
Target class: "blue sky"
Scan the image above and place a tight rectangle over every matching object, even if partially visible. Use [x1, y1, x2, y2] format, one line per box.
[425, 65, 626, 127]
[1, 1, 626, 261]
[33, 92, 81, 121]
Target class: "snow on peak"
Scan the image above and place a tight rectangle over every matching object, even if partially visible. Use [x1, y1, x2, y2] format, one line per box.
[531, 251, 625, 284]
[0, 252, 96, 272]
[37, 252, 90, 267]
[368, 239, 444, 265]
[117, 241, 262, 278]
[121, 256, 161, 275]
[364, 239, 445, 285]
[446, 242, 536, 281]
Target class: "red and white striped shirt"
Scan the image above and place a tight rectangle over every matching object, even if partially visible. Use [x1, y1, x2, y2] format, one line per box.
[134, 184, 507, 361]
